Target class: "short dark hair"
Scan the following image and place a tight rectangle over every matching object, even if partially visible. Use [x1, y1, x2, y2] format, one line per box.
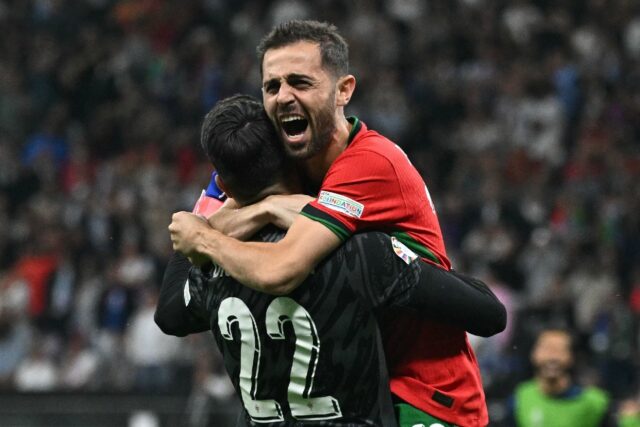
[200, 95, 288, 203]
[257, 20, 349, 77]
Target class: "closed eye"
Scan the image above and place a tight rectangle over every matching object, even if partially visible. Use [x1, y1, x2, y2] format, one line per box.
[263, 80, 280, 94]
[288, 78, 311, 89]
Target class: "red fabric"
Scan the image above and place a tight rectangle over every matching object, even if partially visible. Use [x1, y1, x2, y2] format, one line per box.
[15, 255, 58, 317]
[176, 146, 198, 185]
[308, 122, 450, 270]
[630, 286, 640, 314]
[308, 121, 488, 426]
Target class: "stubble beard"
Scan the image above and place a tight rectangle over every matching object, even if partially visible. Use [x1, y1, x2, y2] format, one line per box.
[282, 93, 336, 161]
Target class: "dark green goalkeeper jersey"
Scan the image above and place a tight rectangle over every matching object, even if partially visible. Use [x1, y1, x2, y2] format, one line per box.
[182, 230, 423, 426]
[156, 229, 506, 426]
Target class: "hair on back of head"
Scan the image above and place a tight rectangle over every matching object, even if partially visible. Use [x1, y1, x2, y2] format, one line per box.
[200, 94, 287, 203]
[257, 20, 349, 77]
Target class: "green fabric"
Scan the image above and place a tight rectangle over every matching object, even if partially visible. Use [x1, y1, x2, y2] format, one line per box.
[391, 231, 441, 265]
[346, 116, 361, 144]
[619, 414, 640, 427]
[395, 402, 456, 427]
[300, 211, 350, 241]
[514, 380, 609, 427]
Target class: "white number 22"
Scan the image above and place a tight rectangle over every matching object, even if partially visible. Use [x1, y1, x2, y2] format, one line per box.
[218, 297, 342, 423]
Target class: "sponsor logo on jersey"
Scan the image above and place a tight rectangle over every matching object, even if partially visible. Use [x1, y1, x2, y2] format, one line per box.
[318, 191, 364, 218]
[391, 236, 418, 264]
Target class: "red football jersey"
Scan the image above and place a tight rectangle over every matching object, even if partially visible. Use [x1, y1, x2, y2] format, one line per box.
[301, 118, 488, 426]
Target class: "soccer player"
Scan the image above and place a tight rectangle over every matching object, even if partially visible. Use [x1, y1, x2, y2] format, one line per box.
[158, 95, 504, 426]
[170, 21, 495, 426]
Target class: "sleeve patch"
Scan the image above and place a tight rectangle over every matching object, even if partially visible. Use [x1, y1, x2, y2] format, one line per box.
[391, 236, 418, 265]
[183, 278, 191, 306]
[318, 191, 364, 218]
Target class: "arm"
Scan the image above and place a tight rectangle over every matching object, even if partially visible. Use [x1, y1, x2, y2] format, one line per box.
[169, 212, 341, 295]
[261, 194, 315, 229]
[206, 195, 313, 240]
[154, 252, 210, 336]
[206, 198, 271, 240]
[405, 263, 507, 337]
[344, 232, 506, 337]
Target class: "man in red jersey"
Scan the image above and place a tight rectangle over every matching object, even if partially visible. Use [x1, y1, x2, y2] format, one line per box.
[170, 20, 490, 426]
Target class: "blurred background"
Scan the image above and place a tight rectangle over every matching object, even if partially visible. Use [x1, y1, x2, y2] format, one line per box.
[1, 0, 639, 425]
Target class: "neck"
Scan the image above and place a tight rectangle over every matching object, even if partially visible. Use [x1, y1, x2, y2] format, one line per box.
[303, 114, 352, 185]
[536, 374, 571, 396]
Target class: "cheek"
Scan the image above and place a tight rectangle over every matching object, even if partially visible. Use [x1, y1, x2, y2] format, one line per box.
[263, 98, 277, 119]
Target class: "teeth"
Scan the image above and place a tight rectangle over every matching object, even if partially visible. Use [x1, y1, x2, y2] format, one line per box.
[281, 115, 305, 122]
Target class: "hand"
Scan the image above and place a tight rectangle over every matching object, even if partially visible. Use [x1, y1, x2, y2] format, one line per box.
[168, 211, 210, 258]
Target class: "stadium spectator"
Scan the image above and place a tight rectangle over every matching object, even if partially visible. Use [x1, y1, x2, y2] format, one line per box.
[58, 332, 100, 390]
[618, 399, 640, 427]
[13, 334, 59, 392]
[125, 288, 181, 392]
[511, 328, 612, 427]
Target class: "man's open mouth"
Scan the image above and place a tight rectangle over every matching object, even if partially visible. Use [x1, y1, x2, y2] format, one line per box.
[280, 115, 309, 137]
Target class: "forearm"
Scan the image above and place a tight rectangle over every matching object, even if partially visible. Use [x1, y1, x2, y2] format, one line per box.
[207, 199, 271, 240]
[263, 194, 314, 229]
[195, 227, 308, 295]
[170, 212, 339, 296]
[206, 195, 312, 239]
[406, 263, 507, 337]
[155, 252, 209, 336]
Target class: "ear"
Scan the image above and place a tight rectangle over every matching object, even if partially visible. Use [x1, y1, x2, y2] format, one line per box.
[215, 173, 233, 199]
[335, 74, 356, 107]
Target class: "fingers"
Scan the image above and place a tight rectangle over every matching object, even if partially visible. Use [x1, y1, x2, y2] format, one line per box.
[168, 211, 208, 254]
[168, 211, 187, 252]
[168, 211, 181, 230]
[168, 211, 189, 230]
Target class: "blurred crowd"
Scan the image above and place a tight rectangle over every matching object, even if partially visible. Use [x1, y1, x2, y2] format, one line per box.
[1, 0, 639, 423]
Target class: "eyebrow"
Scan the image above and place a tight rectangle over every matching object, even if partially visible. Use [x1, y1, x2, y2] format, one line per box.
[286, 73, 312, 81]
[263, 73, 314, 87]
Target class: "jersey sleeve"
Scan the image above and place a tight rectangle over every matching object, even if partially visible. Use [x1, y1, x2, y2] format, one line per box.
[340, 232, 421, 308]
[402, 263, 507, 337]
[344, 233, 507, 336]
[154, 252, 211, 337]
[301, 149, 407, 241]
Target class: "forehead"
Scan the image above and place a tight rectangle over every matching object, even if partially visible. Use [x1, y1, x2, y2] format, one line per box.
[262, 41, 324, 80]
[536, 332, 570, 350]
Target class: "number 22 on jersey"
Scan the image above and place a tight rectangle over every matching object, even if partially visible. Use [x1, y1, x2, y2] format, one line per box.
[218, 297, 342, 423]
